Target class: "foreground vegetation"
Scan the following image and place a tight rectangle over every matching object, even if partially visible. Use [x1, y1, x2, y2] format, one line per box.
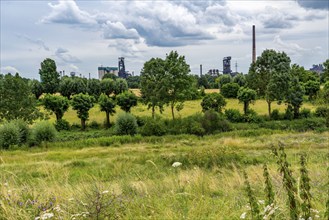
[1, 131, 328, 219]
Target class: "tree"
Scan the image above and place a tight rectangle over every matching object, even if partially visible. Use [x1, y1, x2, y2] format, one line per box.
[197, 75, 210, 89]
[29, 79, 44, 99]
[237, 87, 257, 115]
[321, 59, 329, 83]
[116, 91, 138, 113]
[98, 94, 116, 128]
[247, 49, 291, 116]
[304, 80, 320, 100]
[286, 77, 305, 119]
[233, 73, 246, 87]
[113, 78, 128, 95]
[140, 58, 166, 118]
[221, 82, 240, 98]
[162, 51, 192, 120]
[100, 78, 116, 96]
[201, 93, 227, 113]
[42, 94, 69, 121]
[126, 76, 140, 89]
[102, 73, 118, 80]
[87, 78, 101, 99]
[0, 73, 41, 123]
[71, 93, 95, 130]
[218, 74, 232, 89]
[39, 58, 60, 94]
[59, 76, 86, 99]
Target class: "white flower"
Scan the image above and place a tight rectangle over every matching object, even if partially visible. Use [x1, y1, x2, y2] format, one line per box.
[68, 197, 74, 201]
[311, 209, 319, 214]
[40, 212, 54, 219]
[258, 200, 265, 204]
[4, 182, 8, 187]
[307, 217, 312, 220]
[102, 190, 109, 194]
[172, 162, 182, 167]
[240, 212, 247, 219]
[315, 215, 320, 218]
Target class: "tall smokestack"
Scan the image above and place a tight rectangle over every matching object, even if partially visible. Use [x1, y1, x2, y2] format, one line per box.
[200, 64, 203, 77]
[252, 25, 256, 63]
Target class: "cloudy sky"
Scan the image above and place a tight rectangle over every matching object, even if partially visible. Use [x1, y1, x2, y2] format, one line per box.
[1, 0, 328, 79]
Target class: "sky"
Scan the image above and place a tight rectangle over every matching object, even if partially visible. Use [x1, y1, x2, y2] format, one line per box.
[0, 0, 328, 79]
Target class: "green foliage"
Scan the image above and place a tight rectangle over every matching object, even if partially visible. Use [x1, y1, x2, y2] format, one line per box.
[299, 108, 311, 119]
[314, 106, 329, 117]
[284, 105, 294, 120]
[113, 78, 128, 95]
[304, 80, 320, 100]
[139, 117, 167, 136]
[162, 51, 192, 119]
[243, 109, 264, 123]
[39, 58, 60, 94]
[59, 76, 87, 99]
[31, 121, 57, 146]
[87, 78, 101, 99]
[321, 59, 329, 83]
[71, 93, 95, 130]
[115, 113, 138, 135]
[0, 122, 20, 149]
[140, 58, 166, 118]
[263, 164, 275, 206]
[270, 109, 281, 120]
[286, 77, 305, 118]
[201, 110, 231, 134]
[224, 109, 243, 123]
[243, 171, 261, 220]
[116, 91, 138, 113]
[300, 154, 312, 220]
[0, 73, 41, 123]
[220, 82, 240, 98]
[200, 93, 227, 113]
[42, 94, 70, 121]
[98, 94, 116, 128]
[54, 119, 70, 131]
[126, 75, 140, 88]
[237, 87, 257, 115]
[102, 73, 118, 80]
[218, 74, 232, 89]
[233, 73, 246, 87]
[13, 119, 30, 144]
[29, 79, 43, 99]
[100, 78, 115, 96]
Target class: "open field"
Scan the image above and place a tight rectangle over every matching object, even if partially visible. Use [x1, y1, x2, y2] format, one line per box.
[1, 131, 328, 219]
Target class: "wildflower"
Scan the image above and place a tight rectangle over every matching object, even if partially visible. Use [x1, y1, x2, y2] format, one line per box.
[315, 215, 320, 218]
[172, 162, 182, 167]
[53, 205, 62, 212]
[4, 182, 8, 187]
[307, 217, 312, 220]
[102, 190, 109, 194]
[311, 209, 319, 214]
[68, 198, 74, 201]
[258, 200, 265, 204]
[240, 212, 247, 219]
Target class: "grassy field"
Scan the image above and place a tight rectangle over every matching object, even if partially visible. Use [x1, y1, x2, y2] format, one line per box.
[1, 131, 328, 219]
[45, 94, 318, 125]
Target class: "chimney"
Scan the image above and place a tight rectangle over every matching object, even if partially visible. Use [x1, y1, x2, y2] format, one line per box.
[252, 25, 256, 63]
[200, 64, 203, 77]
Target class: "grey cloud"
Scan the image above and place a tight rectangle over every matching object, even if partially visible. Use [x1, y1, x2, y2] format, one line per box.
[55, 47, 81, 63]
[273, 35, 307, 56]
[297, 0, 329, 10]
[103, 21, 140, 40]
[259, 7, 295, 29]
[16, 34, 50, 51]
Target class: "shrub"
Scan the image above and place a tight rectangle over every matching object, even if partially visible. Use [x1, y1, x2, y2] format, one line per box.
[31, 121, 57, 145]
[201, 93, 227, 113]
[139, 117, 167, 136]
[221, 82, 240, 98]
[243, 109, 264, 123]
[13, 119, 30, 144]
[270, 109, 281, 120]
[300, 108, 311, 119]
[54, 119, 70, 131]
[0, 122, 20, 149]
[183, 113, 205, 136]
[314, 106, 329, 117]
[284, 105, 294, 120]
[115, 113, 138, 135]
[225, 109, 243, 123]
[89, 120, 101, 129]
[201, 110, 231, 134]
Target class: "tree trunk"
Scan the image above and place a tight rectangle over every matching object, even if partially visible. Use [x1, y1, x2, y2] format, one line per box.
[55, 113, 60, 122]
[81, 119, 86, 130]
[106, 112, 110, 128]
[152, 105, 155, 119]
[267, 100, 272, 118]
[171, 103, 175, 120]
[244, 102, 248, 115]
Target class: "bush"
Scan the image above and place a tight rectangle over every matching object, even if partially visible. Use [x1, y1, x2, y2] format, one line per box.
[225, 109, 243, 123]
[201, 93, 227, 113]
[284, 106, 294, 120]
[55, 119, 70, 131]
[31, 121, 57, 145]
[221, 83, 240, 98]
[115, 113, 138, 135]
[243, 109, 264, 123]
[0, 122, 20, 149]
[183, 113, 205, 136]
[89, 120, 101, 129]
[314, 106, 329, 117]
[299, 108, 311, 119]
[13, 119, 30, 144]
[201, 110, 231, 134]
[139, 117, 167, 136]
[270, 109, 281, 120]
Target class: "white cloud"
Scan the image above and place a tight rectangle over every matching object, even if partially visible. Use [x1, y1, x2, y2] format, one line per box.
[273, 35, 307, 56]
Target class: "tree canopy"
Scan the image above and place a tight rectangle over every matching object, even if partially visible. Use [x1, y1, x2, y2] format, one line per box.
[39, 58, 60, 94]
